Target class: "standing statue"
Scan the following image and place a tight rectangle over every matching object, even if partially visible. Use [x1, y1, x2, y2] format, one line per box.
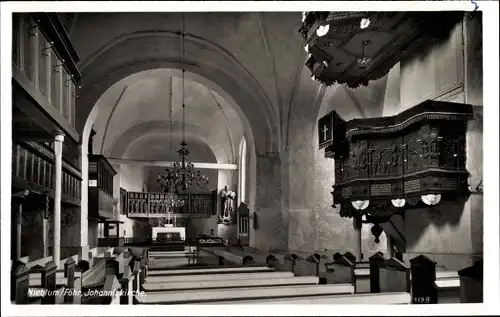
[220, 185, 236, 224]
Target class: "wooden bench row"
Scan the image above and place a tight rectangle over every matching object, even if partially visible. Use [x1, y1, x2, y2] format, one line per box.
[228, 249, 483, 304]
[11, 247, 150, 305]
[137, 252, 410, 305]
[12, 247, 119, 304]
[84, 249, 143, 304]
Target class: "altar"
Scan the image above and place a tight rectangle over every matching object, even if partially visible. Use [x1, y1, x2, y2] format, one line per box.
[152, 224, 186, 242]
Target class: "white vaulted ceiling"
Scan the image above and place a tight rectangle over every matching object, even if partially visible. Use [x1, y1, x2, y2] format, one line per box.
[92, 69, 243, 164]
[71, 12, 391, 161]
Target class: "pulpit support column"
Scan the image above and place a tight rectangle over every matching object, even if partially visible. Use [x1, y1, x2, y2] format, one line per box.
[353, 216, 362, 261]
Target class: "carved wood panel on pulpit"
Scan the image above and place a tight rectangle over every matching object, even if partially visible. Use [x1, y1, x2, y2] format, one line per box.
[320, 99, 473, 216]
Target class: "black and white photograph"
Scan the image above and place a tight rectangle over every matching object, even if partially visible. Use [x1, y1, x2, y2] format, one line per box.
[1, 1, 498, 315]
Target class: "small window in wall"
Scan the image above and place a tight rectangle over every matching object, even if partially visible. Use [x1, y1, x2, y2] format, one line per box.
[238, 137, 247, 204]
[97, 223, 104, 238]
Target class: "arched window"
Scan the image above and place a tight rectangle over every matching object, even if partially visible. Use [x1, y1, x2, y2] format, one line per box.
[238, 137, 247, 203]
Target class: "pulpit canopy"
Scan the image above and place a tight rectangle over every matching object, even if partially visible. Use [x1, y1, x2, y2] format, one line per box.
[299, 11, 464, 88]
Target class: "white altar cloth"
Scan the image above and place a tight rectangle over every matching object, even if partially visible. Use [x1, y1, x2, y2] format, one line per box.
[152, 224, 186, 241]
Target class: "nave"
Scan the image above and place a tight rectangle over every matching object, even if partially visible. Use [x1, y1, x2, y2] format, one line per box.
[6, 7, 488, 310]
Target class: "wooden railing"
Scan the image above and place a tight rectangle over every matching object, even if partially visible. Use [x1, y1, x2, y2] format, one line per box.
[88, 155, 117, 219]
[98, 237, 125, 248]
[12, 13, 80, 131]
[12, 141, 81, 205]
[126, 191, 213, 218]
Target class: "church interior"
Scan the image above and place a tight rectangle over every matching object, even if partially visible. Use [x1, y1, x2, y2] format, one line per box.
[6, 9, 487, 307]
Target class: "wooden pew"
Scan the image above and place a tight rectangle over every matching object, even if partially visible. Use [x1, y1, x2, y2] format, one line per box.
[210, 291, 412, 305]
[409, 255, 462, 304]
[343, 252, 357, 264]
[304, 254, 320, 277]
[80, 248, 131, 302]
[458, 259, 483, 303]
[11, 261, 30, 304]
[266, 254, 279, 268]
[119, 250, 133, 305]
[81, 254, 114, 289]
[83, 259, 122, 304]
[136, 284, 355, 304]
[148, 266, 273, 276]
[352, 252, 382, 294]
[372, 257, 410, 294]
[32, 257, 82, 304]
[242, 255, 255, 265]
[354, 262, 370, 293]
[11, 247, 115, 305]
[282, 253, 298, 272]
[316, 254, 331, 283]
[143, 276, 320, 291]
[131, 259, 141, 302]
[410, 255, 438, 304]
[146, 271, 294, 283]
[369, 252, 385, 293]
[81, 248, 135, 305]
[325, 253, 355, 285]
[293, 256, 309, 276]
[435, 278, 461, 303]
[30, 261, 58, 304]
[63, 257, 76, 303]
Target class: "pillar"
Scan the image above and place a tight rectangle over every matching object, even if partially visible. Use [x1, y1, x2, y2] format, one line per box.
[252, 153, 287, 251]
[43, 194, 49, 258]
[43, 218, 48, 258]
[79, 144, 89, 261]
[15, 203, 23, 260]
[353, 216, 362, 262]
[53, 134, 64, 267]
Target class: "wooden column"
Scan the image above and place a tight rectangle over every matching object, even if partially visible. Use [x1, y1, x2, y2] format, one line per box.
[43, 194, 49, 258]
[353, 216, 362, 261]
[15, 203, 23, 260]
[53, 134, 64, 267]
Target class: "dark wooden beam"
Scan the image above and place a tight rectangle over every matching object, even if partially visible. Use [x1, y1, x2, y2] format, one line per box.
[11, 131, 54, 142]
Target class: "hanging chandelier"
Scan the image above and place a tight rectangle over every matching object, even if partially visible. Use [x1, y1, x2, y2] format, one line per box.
[157, 143, 209, 192]
[157, 13, 209, 192]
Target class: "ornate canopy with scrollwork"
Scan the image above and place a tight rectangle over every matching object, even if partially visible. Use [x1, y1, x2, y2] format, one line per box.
[299, 11, 464, 88]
